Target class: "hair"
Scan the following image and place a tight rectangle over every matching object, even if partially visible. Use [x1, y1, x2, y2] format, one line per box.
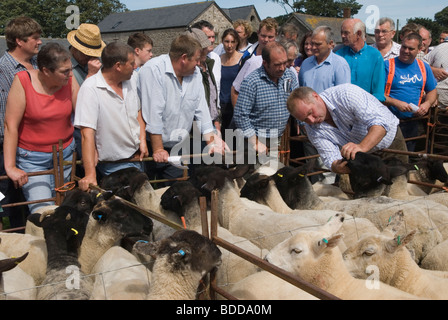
[403, 32, 423, 48]
[221, 28, 241, 48]
[259, 17, 279, 34]
[5, 16, 42, 51]
[313, 25, 335, 44]
[286, 87, 317, 113]
[376, 17, 396, 30]
[169, 34, 202, 61]
[233, 19, 253, 37]
[353, 20, 366, 40]
[101, 41, 134, 69]
[127, 32, 153, 49]
[400, 23, 420, 39]
[280, 23, 299, 39]
[279, 38, 299, 57]
[191, 20, 215, 31]
[37, 42, 71, 72]
[262, 41, 286, 64]
[299, 31, 313, 58]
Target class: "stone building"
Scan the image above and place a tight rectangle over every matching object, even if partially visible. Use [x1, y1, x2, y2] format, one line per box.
[98, 1, 260, 56]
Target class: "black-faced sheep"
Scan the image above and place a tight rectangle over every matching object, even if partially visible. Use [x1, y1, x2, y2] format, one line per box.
[0, 245, 35, 300]
[78, 197, 154, 274]
[160, 180, 269, 284]
[27, 202, 92, 300]
[99, 167, 150, 201]
[133, 229, 222, 300]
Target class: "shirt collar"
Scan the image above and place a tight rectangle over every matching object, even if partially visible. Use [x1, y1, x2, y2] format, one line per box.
[4, 51, 38, 69]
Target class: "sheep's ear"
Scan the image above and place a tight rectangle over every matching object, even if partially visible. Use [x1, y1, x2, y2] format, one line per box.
[133, 241, 159, 258]
[0, 252, 29, 273]
[173, 247, 191, 262]
[385, 230, 416, 253]
[27, 213, 43, 227]
[383, 210, 404, 236]
[387, 165, 409, 180]
[317, 233, 344, 251]
[92, 210, 107, 222]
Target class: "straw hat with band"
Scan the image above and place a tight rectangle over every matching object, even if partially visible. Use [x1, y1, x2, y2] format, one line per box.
[183, 28, 211, 49]
[67, 24, 106, 57]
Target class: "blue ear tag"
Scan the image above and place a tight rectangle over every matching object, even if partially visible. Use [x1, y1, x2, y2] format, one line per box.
[178, 249, 185, 256]
[97, 214, 103, 220]
[322, 238, 328, 244]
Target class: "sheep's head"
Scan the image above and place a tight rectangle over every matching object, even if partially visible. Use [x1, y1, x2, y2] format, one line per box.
[160, 181, 202, 218]
[239, 173, 271, 202]
[272, 165, 312, 208]
[342, 230, 416, 281]
[61, 188, 99, 215]
[347, 152, 409, 198]
[99, 167, 150, 201]
[91, 198, 153, 238]
[134, 230, 221, 276]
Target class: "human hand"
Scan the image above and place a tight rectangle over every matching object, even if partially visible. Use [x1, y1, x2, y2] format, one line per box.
[87, 58, 102, 77]
[78, 175, 97, 192]
[6, 167, 28, 189]
[340, 142, 363, 161]
[331, 159, 350, 174]
[152, 148, 169, 163]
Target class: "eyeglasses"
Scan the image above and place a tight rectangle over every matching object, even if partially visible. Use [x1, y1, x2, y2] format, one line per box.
[375, 29, 392, 35]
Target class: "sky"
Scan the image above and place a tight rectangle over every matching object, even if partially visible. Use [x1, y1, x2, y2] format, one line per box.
[120, 0, 446, 33]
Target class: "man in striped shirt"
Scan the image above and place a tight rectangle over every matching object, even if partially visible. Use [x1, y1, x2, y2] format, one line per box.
[287, 84, 403, 174]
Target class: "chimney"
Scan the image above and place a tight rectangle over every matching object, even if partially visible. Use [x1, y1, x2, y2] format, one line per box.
[343, 8, 351, 19]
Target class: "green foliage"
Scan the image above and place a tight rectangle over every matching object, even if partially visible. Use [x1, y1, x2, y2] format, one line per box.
[434, 6, 448, 28]
[407, 6, 448, 45]
[268, 0, 362, 17]
[0, 0, 128, 38]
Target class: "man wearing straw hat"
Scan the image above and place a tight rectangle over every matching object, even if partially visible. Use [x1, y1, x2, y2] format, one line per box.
[67, 24, 106, 167]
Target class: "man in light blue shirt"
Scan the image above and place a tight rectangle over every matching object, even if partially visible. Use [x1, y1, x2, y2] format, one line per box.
[138, 34, 227, 182]
[299, 26, 350, 93]
[336, 19, 386, 102]
[287, 84, 402, 174]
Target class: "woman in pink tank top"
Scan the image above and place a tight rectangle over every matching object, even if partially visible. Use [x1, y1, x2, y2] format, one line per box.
[3, 43, 79, 213]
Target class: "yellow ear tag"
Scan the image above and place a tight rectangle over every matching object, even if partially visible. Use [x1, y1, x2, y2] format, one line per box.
[277, 174, 283, 178]
[71, 228, 79, 235]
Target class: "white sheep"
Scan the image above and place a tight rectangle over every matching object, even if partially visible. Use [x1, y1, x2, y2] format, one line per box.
[0, 251, 36, 300]
[133, 229, 222, 300]
[420, 239, 448, 272]
[0, 232, 47, 285]
[342, 229, 448, 299]
[90, 245, 151, 300]
[264, 221, 423, 299]
[223, 271, 319, 300]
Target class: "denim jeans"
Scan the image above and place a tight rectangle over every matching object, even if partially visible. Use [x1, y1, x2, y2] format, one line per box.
[16, 139, 75, 213]
[97, 161, 144, 177]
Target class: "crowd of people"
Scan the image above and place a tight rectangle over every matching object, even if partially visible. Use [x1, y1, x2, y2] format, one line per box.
[0, 14, 447, 230]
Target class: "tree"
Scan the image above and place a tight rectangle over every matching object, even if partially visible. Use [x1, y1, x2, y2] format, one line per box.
[268, 0, 362, 17]
[0, 0, 128, 38]
[407, 6, 448, 45]
[434, 6, 448, 28]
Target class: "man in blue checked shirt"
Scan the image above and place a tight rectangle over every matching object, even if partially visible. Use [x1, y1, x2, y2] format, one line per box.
[234, 41, 299, 155]
[287, 84, 406, 174]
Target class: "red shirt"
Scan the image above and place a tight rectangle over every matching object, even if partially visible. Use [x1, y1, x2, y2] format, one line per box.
[16, 71, 73, 152]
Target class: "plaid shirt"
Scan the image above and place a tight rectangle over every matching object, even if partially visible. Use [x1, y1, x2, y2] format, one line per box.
[234, 66, 299, 138]
[305, 83, 400, 169]
[0, 52, 38, 143]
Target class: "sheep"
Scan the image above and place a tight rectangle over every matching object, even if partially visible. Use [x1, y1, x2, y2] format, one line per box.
[160, 180, 268, 284]
[193, 165, 352, 250]
[27, 202, 92, 300]
[420, 239, 448, 272]
[89, 245, 151, 300]
[0, 245, 36, 300]
[0, 232, 47, 285]
[133, 229, 222, 300]
[223, 271, 319, 300]
[78, 197, 154, 275]
[241, 165, 381, 248]
[264, 219, 423, 299]
[342, 229, 448, 299]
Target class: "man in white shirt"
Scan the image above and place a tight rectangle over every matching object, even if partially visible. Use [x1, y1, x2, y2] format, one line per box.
[138, 34, 228, 183]
[74, 42, 148, 191]
[371, 17, 401, 61]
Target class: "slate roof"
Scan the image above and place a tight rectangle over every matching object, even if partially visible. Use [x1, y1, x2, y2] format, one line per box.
[222, 5, 260, 21]
[98, 1, 230, 33]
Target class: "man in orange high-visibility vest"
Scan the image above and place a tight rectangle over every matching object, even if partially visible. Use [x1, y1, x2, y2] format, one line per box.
[383, 32, 438, 152]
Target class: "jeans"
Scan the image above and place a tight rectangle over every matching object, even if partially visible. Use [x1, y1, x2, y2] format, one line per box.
[97, 161, 144, 177]
[16, 139, 75, 213]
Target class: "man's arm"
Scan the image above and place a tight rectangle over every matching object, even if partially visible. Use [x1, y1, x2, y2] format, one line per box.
[149, 133, 169, 163]
[78, 127, 98, 191]
[340, 125, 387, 161]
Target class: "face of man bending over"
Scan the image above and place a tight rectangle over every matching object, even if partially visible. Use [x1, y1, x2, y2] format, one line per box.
[288, 90, 329, 125]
